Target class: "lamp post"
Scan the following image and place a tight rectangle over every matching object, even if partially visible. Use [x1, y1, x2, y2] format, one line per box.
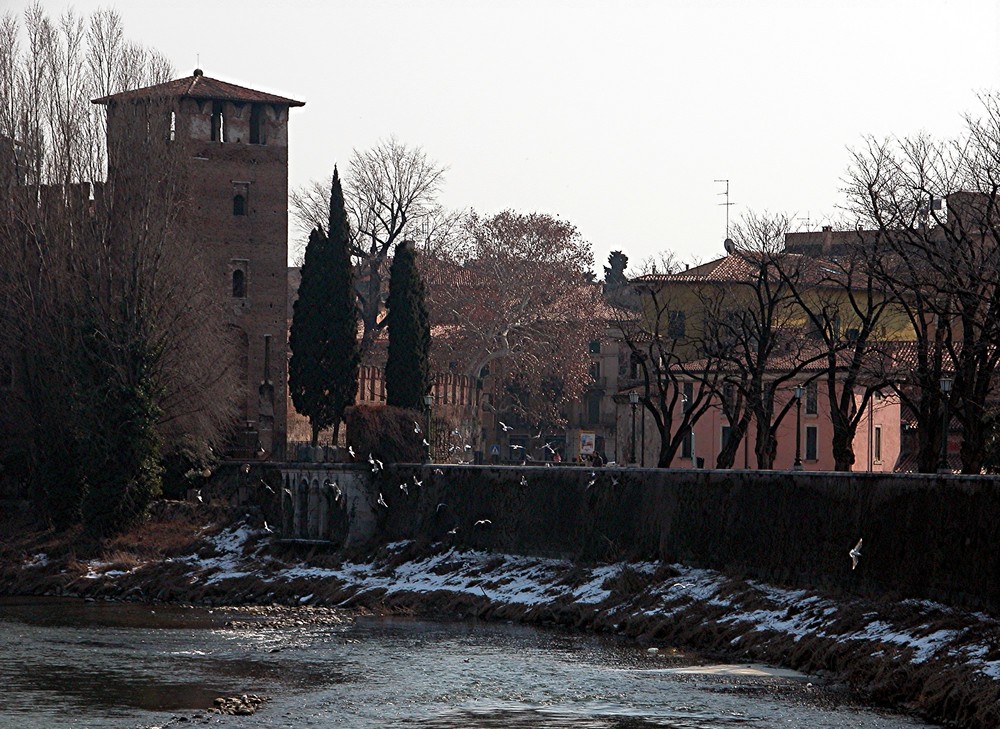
[939, 377, 953, 474]
[423, 393, 434, 463]
[793, 385, 804, 470]
[629, 391, 639, 465]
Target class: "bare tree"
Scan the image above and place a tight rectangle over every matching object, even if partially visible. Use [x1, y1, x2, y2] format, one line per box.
[426, 210, 603, 441]
[289, 138, 449, 359]
[845, 103, 1000, 473]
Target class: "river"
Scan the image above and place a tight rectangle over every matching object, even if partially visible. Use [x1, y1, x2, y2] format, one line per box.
[0, 597, 937, 728]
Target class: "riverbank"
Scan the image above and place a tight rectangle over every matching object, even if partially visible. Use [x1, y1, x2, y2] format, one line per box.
[1, 500, 997, 727]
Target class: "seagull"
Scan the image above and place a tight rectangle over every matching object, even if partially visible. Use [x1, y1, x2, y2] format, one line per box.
[195, 489, 203, 503]
[399, 482, 409, 495]
[259, 479, 274, 493]
[474, 519, 492, 526]
[670, 582, 693, 590]
[611, 476, 620, 487]
[377, 492, 388, 508]
[451, 428, 461, 436]
[520, 475, 528, 486]
[447, 527, 459, 535]
[413, 475, 423, 487]
[511, 444, 524, 451]
[586, 474, 596, 489]
[436, 503, 448, 512]
[348, 445, 356, 458]
[543, 442, 556, 453]
[283, 487, 293, 497]
[499, 421, 512, 432]
[414, 421, 421, 434]
[263, 521, 274, 534]
[464, 444, 472, 451]
[422, 439, 430, 447]
[850, 538, 863, 570]
[369, 454, 383, 472]
[241, 463, 250, 474]
[433, 468, 444, 476]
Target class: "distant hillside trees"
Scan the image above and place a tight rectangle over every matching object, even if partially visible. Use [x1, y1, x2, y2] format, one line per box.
[385, 239, 431, 411]
[288, 168, 359, 446]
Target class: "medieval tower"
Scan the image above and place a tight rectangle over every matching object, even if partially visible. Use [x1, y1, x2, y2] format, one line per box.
[94, 70, 304, 459]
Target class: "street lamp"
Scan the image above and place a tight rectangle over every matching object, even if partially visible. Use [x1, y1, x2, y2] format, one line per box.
[939, 376, 953, 474]
[629, 391, 639, 466]
[793, 385, 804, 471]
[423, 393, 434, 463]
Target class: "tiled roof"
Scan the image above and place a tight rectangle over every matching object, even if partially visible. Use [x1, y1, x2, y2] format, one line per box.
[633, 252, 851, 288]
[92, 71, 305, 107]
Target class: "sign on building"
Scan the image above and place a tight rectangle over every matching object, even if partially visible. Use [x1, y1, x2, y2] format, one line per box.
[580, 431, 596, 455]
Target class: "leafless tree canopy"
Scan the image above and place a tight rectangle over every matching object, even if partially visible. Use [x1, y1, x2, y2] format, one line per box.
[289, 138, 453, 358]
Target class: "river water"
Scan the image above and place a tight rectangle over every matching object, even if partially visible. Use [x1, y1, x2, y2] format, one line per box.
[0, 597, 936, 728]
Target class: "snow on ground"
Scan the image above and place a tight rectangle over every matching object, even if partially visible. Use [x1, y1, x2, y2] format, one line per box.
[175, 522, 1000, 682]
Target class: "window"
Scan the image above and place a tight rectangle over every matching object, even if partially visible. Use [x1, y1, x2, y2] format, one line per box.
[667, 310, 686, 338]
[721, 425, 732, 450]
[805, 425, 818, 461]
[589, 361, 601, 381]
[586, 392, 601, 425]
[249, 104, 265, 144]
[682, 382, 693, 411]
[588, 339, 601, 354]
[232, 269, 246, 298]
[681, 427, 693, 458]
[233, 194, 246, 216]
[806, 382, 818, 415]
[874, 425, 882, 463]
[211, 101, 224, 142]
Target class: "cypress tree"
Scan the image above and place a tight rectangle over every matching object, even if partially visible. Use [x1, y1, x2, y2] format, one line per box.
[289, 167, 360, 446]
[385, 239, 430, 411]
[326, 167, 360, 444]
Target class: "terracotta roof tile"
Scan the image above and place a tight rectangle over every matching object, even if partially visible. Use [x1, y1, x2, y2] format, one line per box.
[92, 71, 305, 107]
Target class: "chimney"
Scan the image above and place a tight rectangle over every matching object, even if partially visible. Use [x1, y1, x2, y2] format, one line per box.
[821, 225, 833, 255]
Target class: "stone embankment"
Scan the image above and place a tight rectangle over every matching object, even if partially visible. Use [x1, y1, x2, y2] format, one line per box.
[5, 462, 1000, 728]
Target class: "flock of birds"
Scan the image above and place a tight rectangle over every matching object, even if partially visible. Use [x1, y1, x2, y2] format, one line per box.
[236, 440, 867, 572]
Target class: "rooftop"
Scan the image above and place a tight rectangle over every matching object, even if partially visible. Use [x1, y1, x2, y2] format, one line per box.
[92, 70, 305, 107]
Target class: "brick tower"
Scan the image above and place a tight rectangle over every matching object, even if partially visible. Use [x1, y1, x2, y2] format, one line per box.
[94, 70, 304, 459]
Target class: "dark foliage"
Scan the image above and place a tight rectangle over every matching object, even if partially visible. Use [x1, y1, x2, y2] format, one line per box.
[345, 404, 424, 465]
[385, 240, 430, 410]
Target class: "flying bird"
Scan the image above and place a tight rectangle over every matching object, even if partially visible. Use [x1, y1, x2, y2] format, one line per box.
[413, 475, 423, 487]
[414, 421, 421, 433]
[241, 463, 251, 474]
[259, 479, 274, 493]
[422, 439, 430, 447]
[283, 487, 293, 497]
[399, 482, 409, 495]
[436, 503, 448, 512]
[433, 468, 444, 476]
[348, 445, 356, 458]
[263, 521, 274, 534]
[520, 475, 528, 487]
[447, 527, 459, 535]
[499, 421, 512, 432]
[511, 444, 524, 451]
[850, 538, 863, 570]
[369, 454, 383, 472]
[474, 519, 492, 526]
[195, 489, 203, 503]
[543, 442, 556, 453]
[377, 492, 388, 508]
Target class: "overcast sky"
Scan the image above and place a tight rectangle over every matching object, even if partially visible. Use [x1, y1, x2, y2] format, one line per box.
[11, 0, 1000, 273]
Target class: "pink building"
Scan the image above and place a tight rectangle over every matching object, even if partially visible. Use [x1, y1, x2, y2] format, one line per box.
[621, 379, 901, 472]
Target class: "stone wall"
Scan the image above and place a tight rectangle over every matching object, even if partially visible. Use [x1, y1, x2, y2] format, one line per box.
[354, 465, 1000, 611]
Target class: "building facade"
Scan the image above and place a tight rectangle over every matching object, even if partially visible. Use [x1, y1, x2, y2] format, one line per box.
[94, 70, 303, 459]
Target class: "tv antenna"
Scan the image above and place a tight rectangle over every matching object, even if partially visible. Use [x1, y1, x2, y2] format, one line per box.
[714, 179, 734, 239]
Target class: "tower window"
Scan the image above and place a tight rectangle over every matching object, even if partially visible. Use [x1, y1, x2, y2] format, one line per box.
[233, 194, 246, 216]
[249, 104, 265, 145]
[232, 269, 246, 298]
[211, 101, 225, 142]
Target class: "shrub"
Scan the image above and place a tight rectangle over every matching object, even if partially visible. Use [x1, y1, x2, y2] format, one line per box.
[345, 404, 424, 464]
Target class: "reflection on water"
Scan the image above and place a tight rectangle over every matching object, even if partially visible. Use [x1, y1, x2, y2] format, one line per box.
[0, 597, 936, 728]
